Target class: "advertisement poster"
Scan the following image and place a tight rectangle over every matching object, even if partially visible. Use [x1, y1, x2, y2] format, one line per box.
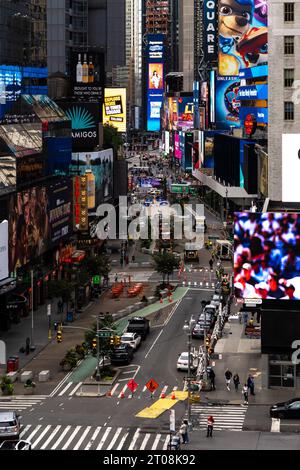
[103, 88, 127, 133]
[0, 65, 22, 119]
[282, 134, 300, 203]
[234, 212, 300, 300]
[178, 97, 194, 130]
[58, 101, 100, 150]
[0, 220, 8, 281]
[48, 181, 72, 244]
[167, 97, 178, 131]
[146, 34, 166, 132]
[218, 0, 268, 76]
[215, 77, 241, 130]
[70, 149, 114, 203]
[71, 50, 104, 101]
[174, 133, 181, 159]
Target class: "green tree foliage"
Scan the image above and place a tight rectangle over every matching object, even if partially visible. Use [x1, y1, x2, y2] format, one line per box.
[103, 124, 123, 153]
[152, 252, 180, 283]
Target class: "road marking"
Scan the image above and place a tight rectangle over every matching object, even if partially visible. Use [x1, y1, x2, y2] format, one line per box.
[117, 432, 129, 450]
[85, 426, 101, 450]
[106, 427, 122, 450]
[50, 370, 73, 397]
[128, 428, 141, 450]
[74, 426, 91, 450]
[140, 433, 151, 450]
[26, 424, 42, 443]
[62, 426, 82, 450]
[20, 425, 31, 438]
[110, 383, 120, 396]
[152, 433, 161, 450]
[144, 329, 164, 359]
[97, 427, 112, 450]
[31, 425, 51, 449]
[58, 382, 73, 396]
[121, 370, 136, 375]
[118, 385, 128, 397]
[163, 435, 170, 450]
[51, 425, 71, 449]
[69, 382, 83, 396]
[40, 425, 62, 449]
[119, 378, 133, 382]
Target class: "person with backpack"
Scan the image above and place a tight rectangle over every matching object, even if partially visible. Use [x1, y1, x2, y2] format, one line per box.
[225, 368, 233, 391]
[207, 415, 214, 437]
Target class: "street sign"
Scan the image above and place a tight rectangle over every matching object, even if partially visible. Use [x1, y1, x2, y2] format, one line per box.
[170, 409, 175, 432]
[146, 378, 159, 394]
[47, 304, 51, 316]
[98, 331, 112, 338]
[127, 379, 138, 393]
[92, 275, 101, 285]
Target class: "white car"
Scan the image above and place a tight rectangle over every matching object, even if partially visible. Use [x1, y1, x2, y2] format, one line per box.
[121, 333, 142, 350]
[177, 352, 198, 372]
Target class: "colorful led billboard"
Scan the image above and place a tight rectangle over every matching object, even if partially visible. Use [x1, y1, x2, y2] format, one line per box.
[103, 88, 127, 133]
[178, 97, 194, 130]
[218, 0, 268, 76]
[146, 34, 166, 132]
[215, 76, 241, 130]
[234, 212, 300, 300]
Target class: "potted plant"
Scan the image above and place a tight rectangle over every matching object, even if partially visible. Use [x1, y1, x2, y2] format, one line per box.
[0, 376, 14, 396]
[24, 378, 36, 395]
[59, 349, 78, 371]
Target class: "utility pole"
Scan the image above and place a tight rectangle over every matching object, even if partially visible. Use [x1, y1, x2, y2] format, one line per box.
[30, 270, 35, 350]
[96, 315, 100, 382]
[183, 317, 195, 427]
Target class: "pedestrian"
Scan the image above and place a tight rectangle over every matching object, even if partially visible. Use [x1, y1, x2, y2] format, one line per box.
[131, 255, 135, 263]
[225, 368, 233, 391]
[25, 337, 30, 355]
[114, 273, 118, 283]
[233, 373, 240, 391]
[209, 368, 216, 391]
[242, 383, 249, 405]
[247, 374, 255, 395]
[207, 415, 214, 437]
[209, 259, 213, 270]
[57, 299, 63, 314]
[125, 255, 129, 265]
[179, 419, 189, 444]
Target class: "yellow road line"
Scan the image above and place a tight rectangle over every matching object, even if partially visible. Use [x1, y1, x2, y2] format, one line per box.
[135, 392, 188, 419]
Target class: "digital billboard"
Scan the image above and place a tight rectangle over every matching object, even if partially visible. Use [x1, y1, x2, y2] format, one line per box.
[178, 97, 194, 131]
[174, 133, 181, 159]
[146, 34, 166, 132]
[103, 88, 127, 133]
[0, 220, 9, 281]
[70, 149, 114, 204]
[71, 50, 104, 101]
[282, 134, 300, 203]
[48, 180, 72, 244]
[216, 77, 240, 130]
[234, 212, 300, 301]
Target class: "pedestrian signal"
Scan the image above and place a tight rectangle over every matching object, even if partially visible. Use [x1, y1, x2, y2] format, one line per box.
[114, 336, 121, 346]
[92, 338, 97, 350]
[56, 330, 62, 343]
[110, 337, 115, 345]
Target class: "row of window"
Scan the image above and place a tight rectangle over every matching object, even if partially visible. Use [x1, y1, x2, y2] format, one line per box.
[284, 2, 294, 22]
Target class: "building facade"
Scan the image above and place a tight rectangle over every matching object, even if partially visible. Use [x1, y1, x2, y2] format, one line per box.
[178, 0, 194, 92]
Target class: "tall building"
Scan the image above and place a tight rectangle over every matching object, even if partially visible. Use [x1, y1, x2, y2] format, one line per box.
[47, 0, 88, 75]
[0, 0, 46, 67]
[178, 0, 194, 91]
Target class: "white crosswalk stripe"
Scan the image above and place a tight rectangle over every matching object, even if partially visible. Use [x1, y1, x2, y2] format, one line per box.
[191, 405, 247, 431]
[0, 396, 48, 411]
[19, 424, 174, 450]
[106, 383, 184, 400]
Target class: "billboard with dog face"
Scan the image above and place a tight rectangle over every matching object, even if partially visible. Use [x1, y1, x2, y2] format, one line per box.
[218, 0, 268, 76]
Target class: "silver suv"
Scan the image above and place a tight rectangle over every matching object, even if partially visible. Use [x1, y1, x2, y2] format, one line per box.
[0, 412, 20, 439]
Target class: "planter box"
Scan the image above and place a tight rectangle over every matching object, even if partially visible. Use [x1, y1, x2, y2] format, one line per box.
[24, 387, 35, 395]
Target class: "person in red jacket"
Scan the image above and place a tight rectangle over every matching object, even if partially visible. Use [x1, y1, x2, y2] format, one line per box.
[207, 415, 214, 437]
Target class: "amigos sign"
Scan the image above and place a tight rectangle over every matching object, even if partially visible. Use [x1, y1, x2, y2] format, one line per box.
[58, 102, 99, 150]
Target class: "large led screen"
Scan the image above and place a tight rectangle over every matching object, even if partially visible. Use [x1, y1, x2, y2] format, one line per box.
[103, 88, 127, 133]
[146, 34, 166, 132]
[218, 0, 268, 76]
[216, 77, 240, 130]
[234, 212, 300, 300]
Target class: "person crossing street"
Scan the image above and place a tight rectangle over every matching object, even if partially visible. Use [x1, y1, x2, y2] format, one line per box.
[206, 415, 214, 437]
[225, 368, 233, 391]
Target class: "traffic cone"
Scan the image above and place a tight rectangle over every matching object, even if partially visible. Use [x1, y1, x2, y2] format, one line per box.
[171, 390, 176, 400]
[107, 389, 112, 397]
[168, 296, 172, 303]
[160, 297, 163, 304]
[120, 390, 125, 399]
[160, 391, 166, 399]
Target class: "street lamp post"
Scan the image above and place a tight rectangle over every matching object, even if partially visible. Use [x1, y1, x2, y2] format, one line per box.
[96, 315, 101, 382]
[183, 317, 195, 427]
[30, 270, 36, 351]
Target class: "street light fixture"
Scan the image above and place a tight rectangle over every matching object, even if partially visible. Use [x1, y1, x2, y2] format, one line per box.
[183, 316, 196, 427]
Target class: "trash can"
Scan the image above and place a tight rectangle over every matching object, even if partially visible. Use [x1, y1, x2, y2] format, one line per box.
[6, 356, 19, 373]
[67, 311, 74, 322]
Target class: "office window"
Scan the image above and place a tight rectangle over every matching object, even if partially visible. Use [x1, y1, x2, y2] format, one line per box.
[284, 3, 294, 21]
[284, 101, 294, 120]
[284, 36, 294, 54]
[284, 68, 294, 87]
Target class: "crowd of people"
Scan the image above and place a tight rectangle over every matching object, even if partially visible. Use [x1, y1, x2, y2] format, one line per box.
[234, 212, 300, 300]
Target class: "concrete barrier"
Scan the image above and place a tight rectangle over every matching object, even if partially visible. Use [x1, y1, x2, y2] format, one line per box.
[20, 371, 33, 383]
[6, 371, 18, 383]
[38, 370, 50, 382]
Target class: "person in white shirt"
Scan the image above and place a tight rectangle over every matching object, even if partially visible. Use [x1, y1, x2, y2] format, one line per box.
[150, 70, 161, 89]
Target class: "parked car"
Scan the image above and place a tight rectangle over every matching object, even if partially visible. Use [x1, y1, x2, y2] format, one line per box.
[98, 355, 111, 369]
[0, 412, 20, 440]
[270, 398, 300, 419]
[120, 333, 141, 350]
[192, 321, 211, 339]
[177, 352, 198, 371]
[111, 344, 134, 365]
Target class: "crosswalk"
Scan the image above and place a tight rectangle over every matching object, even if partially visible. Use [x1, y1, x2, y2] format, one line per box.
[191, 404, 247, 431]
[20, 424, 173, 450]
[0, 396, 48, 411]
[51, 380, 181, 399]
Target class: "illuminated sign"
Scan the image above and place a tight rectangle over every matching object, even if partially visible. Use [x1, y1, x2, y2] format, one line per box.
[73, 176, 88, 231]
[238, 84, 268, 100]
[203, 0, 218, 62]
[103, 88, 127, 133]
[244, 113, 257, 136]
[147, 34, 166, 132]
[239, 107, 268, 124]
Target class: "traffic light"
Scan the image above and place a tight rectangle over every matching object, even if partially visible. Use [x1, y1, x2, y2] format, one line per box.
[92, 338, 97, 350]
[205, 337, 210, 350]
[56, 330, 62, 343]
[110, 336, 115, 346]
[114, 336, 121, 346]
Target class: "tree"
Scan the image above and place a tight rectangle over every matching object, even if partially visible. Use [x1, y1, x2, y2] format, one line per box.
[103, 124, 123, 153]
[152, 252, 180, 283]
[48, 279, 75, 315]
[81, 255, 110, 277]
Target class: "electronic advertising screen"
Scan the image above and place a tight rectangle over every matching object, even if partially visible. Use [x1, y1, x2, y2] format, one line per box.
[178, 97, 194, 131]
[218, 0, 268, 76]
[103, 88, 127, 133]
[146, 34, 166, 132]
[215, 77, 241, 130]
[234, 212, 300, 301]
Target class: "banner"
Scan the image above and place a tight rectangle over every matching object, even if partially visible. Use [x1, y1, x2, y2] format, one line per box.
[0, 221, 8, 281]
[103, 88, 127, 133]
[203, 0, 218, 63]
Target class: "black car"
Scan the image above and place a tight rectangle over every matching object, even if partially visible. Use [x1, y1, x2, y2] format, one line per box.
[270, 398, 300, 419]
[111, 344, 134, 365]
